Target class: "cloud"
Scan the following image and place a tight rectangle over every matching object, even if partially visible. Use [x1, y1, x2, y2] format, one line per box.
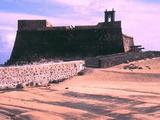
[49, 0, 92, 6]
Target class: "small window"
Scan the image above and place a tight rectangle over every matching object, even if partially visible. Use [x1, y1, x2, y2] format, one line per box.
[108, 14, 112, 22]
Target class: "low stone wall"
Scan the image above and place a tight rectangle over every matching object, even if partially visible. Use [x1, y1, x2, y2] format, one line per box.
[100, 51, 160, 68]
[85, 51, 160, 68]
[0, 61, 85, 89]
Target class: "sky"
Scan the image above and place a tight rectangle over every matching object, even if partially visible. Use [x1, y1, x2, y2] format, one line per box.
[0, 0, 160, 64]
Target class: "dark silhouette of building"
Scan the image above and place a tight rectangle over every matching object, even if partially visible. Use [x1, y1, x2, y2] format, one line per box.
[8, 9, 134, 64]
[105, 9, 115, 23]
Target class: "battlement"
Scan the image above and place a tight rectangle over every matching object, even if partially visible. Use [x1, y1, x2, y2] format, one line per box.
[18, 9, 121, 31]
[18, 20, 53, 31]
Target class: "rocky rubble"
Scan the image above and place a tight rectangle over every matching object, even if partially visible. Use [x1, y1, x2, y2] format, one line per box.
[123, 64, 143, 70]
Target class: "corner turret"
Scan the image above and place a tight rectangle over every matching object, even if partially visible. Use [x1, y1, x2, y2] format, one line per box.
[105, 9, 115, 23]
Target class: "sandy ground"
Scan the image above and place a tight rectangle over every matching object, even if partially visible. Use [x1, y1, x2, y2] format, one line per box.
[0, 57, 160, 120]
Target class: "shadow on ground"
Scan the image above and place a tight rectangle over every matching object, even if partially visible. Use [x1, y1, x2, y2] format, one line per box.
[0, 90, 160, 120]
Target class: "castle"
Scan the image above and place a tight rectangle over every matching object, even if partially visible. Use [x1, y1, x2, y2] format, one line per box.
[8, 9, 135, 64]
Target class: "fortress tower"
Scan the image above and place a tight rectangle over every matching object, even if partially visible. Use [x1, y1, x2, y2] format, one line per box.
[105, 9, 115, 23]
[8, 9, 134, 64]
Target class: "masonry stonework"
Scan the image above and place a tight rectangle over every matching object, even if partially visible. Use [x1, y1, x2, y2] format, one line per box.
[0, 61, 85, 89]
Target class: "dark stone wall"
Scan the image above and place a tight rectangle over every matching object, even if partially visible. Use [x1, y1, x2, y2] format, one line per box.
[86, 51, 160, 68]
[9, 27, 124, 64]
[18, 20, 47, 31]
[100, 51, 160, 68]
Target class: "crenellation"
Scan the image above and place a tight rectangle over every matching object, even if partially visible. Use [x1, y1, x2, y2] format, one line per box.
[18, 20, 48, 31]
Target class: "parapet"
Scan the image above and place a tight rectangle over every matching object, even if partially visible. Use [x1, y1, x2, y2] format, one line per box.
[123, 34, 134, 39]
[18, 20, 53, 31]
[74, 25, 98, 29]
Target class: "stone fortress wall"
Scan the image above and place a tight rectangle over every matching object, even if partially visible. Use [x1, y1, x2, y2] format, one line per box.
[0, 61, 85, 89]
[8, 9, 133, 65]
